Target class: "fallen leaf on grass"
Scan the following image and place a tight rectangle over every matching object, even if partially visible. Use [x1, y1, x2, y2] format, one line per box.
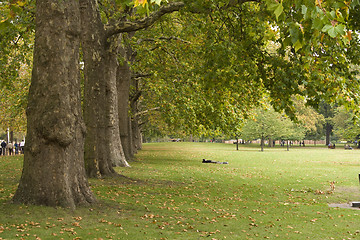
[28, 221, 40, 226]
[72, 222, 81, 227]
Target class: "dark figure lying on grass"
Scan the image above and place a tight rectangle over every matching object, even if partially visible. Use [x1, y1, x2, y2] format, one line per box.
[202, 159, 228, 164]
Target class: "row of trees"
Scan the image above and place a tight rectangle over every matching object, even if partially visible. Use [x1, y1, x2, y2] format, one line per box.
[8, 0, 187, 209]
[240, 99, 324, 151]
[329, 105, 360, 146]
[1, 0, 360, 208]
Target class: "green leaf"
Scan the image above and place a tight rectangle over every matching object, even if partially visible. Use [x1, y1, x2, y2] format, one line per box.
[266, 0, 279, 11]
[350, 0, 360, 7]
[146, 3, 150, 15]
[301, 5, 307, 15]
[322, 24, 344, 38]
[274, 3, 283, 20]
[329, 10, 336, 19]
[328, 27, 337, 38]
[312, 18, 323, 30]
[289, 24, 302, 45]
[321, 24, 332, 33]
[302, 5, 313, 20]
[0, 20, 12, 34]
[335, 24, 345, 35]
[294, 40, 302, 52]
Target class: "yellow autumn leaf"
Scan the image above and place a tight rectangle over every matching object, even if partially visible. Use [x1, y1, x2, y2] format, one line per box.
[315, 0, 322, 7]
[345, 30, 352, 41]
[134, 0, 147, 7]
[17, 0, 26, 7]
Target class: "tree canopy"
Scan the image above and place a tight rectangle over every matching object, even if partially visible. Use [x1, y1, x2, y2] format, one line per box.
[332, 106, 360, 141]
[131, 0, 360, 139]
[2, 0, 360, 138]
[0, 0, 34, 133]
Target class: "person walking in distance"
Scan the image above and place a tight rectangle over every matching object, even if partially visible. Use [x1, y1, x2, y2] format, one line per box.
[14, 142, 19, 154]
[20, 140, 25, 154]
[1, 141, 6, 155]
[7, 141, 13, 155]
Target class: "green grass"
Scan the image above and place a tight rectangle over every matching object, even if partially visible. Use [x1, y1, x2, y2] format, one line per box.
[1, 142, 360, 239]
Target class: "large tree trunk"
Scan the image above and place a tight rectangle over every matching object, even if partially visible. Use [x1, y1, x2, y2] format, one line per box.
[131, 103, 142, 152]
[12, 0, 96, 209]
[133, 119, 143, 150]
[104, 35, 128, 168]
[80, 0, 129, 178]
[260, 136, 264, 152]
[325, 122, 332, 146]
[117, 46, 134, 161]
[130, 78, 143, 152]
[268, 138, 273, 147]
[287, 140, 290, 151]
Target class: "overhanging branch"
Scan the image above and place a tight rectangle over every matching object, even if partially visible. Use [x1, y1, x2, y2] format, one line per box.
[105, 2, 185, 37]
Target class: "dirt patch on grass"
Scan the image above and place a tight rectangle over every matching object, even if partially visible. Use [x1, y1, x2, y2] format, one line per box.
[328, 203, 360, 210]
[328, 186, 360, 210]
[335, 186, 360, 195]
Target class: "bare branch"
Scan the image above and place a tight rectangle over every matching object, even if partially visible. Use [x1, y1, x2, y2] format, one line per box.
[105, 2, 185, 37]
[132, 73, 152, 79]
[137, 36, 191, 44]
[131, 90, 142, 104]
[159, 36, 191, 44]
[134, 107, 160, 117]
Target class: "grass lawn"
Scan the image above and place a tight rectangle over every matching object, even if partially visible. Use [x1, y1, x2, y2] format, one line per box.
[1, 142, 360, 239]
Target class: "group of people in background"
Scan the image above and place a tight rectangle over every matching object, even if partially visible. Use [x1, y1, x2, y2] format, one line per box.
[0, 140, 25, 155]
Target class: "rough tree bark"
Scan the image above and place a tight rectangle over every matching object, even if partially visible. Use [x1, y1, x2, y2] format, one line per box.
[117, 46, 135, 161]
[12, 0, 96, 209]
[132, 118, 143, 151]
[80, 0, 130, 178]
[131, 88, 143, 152]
